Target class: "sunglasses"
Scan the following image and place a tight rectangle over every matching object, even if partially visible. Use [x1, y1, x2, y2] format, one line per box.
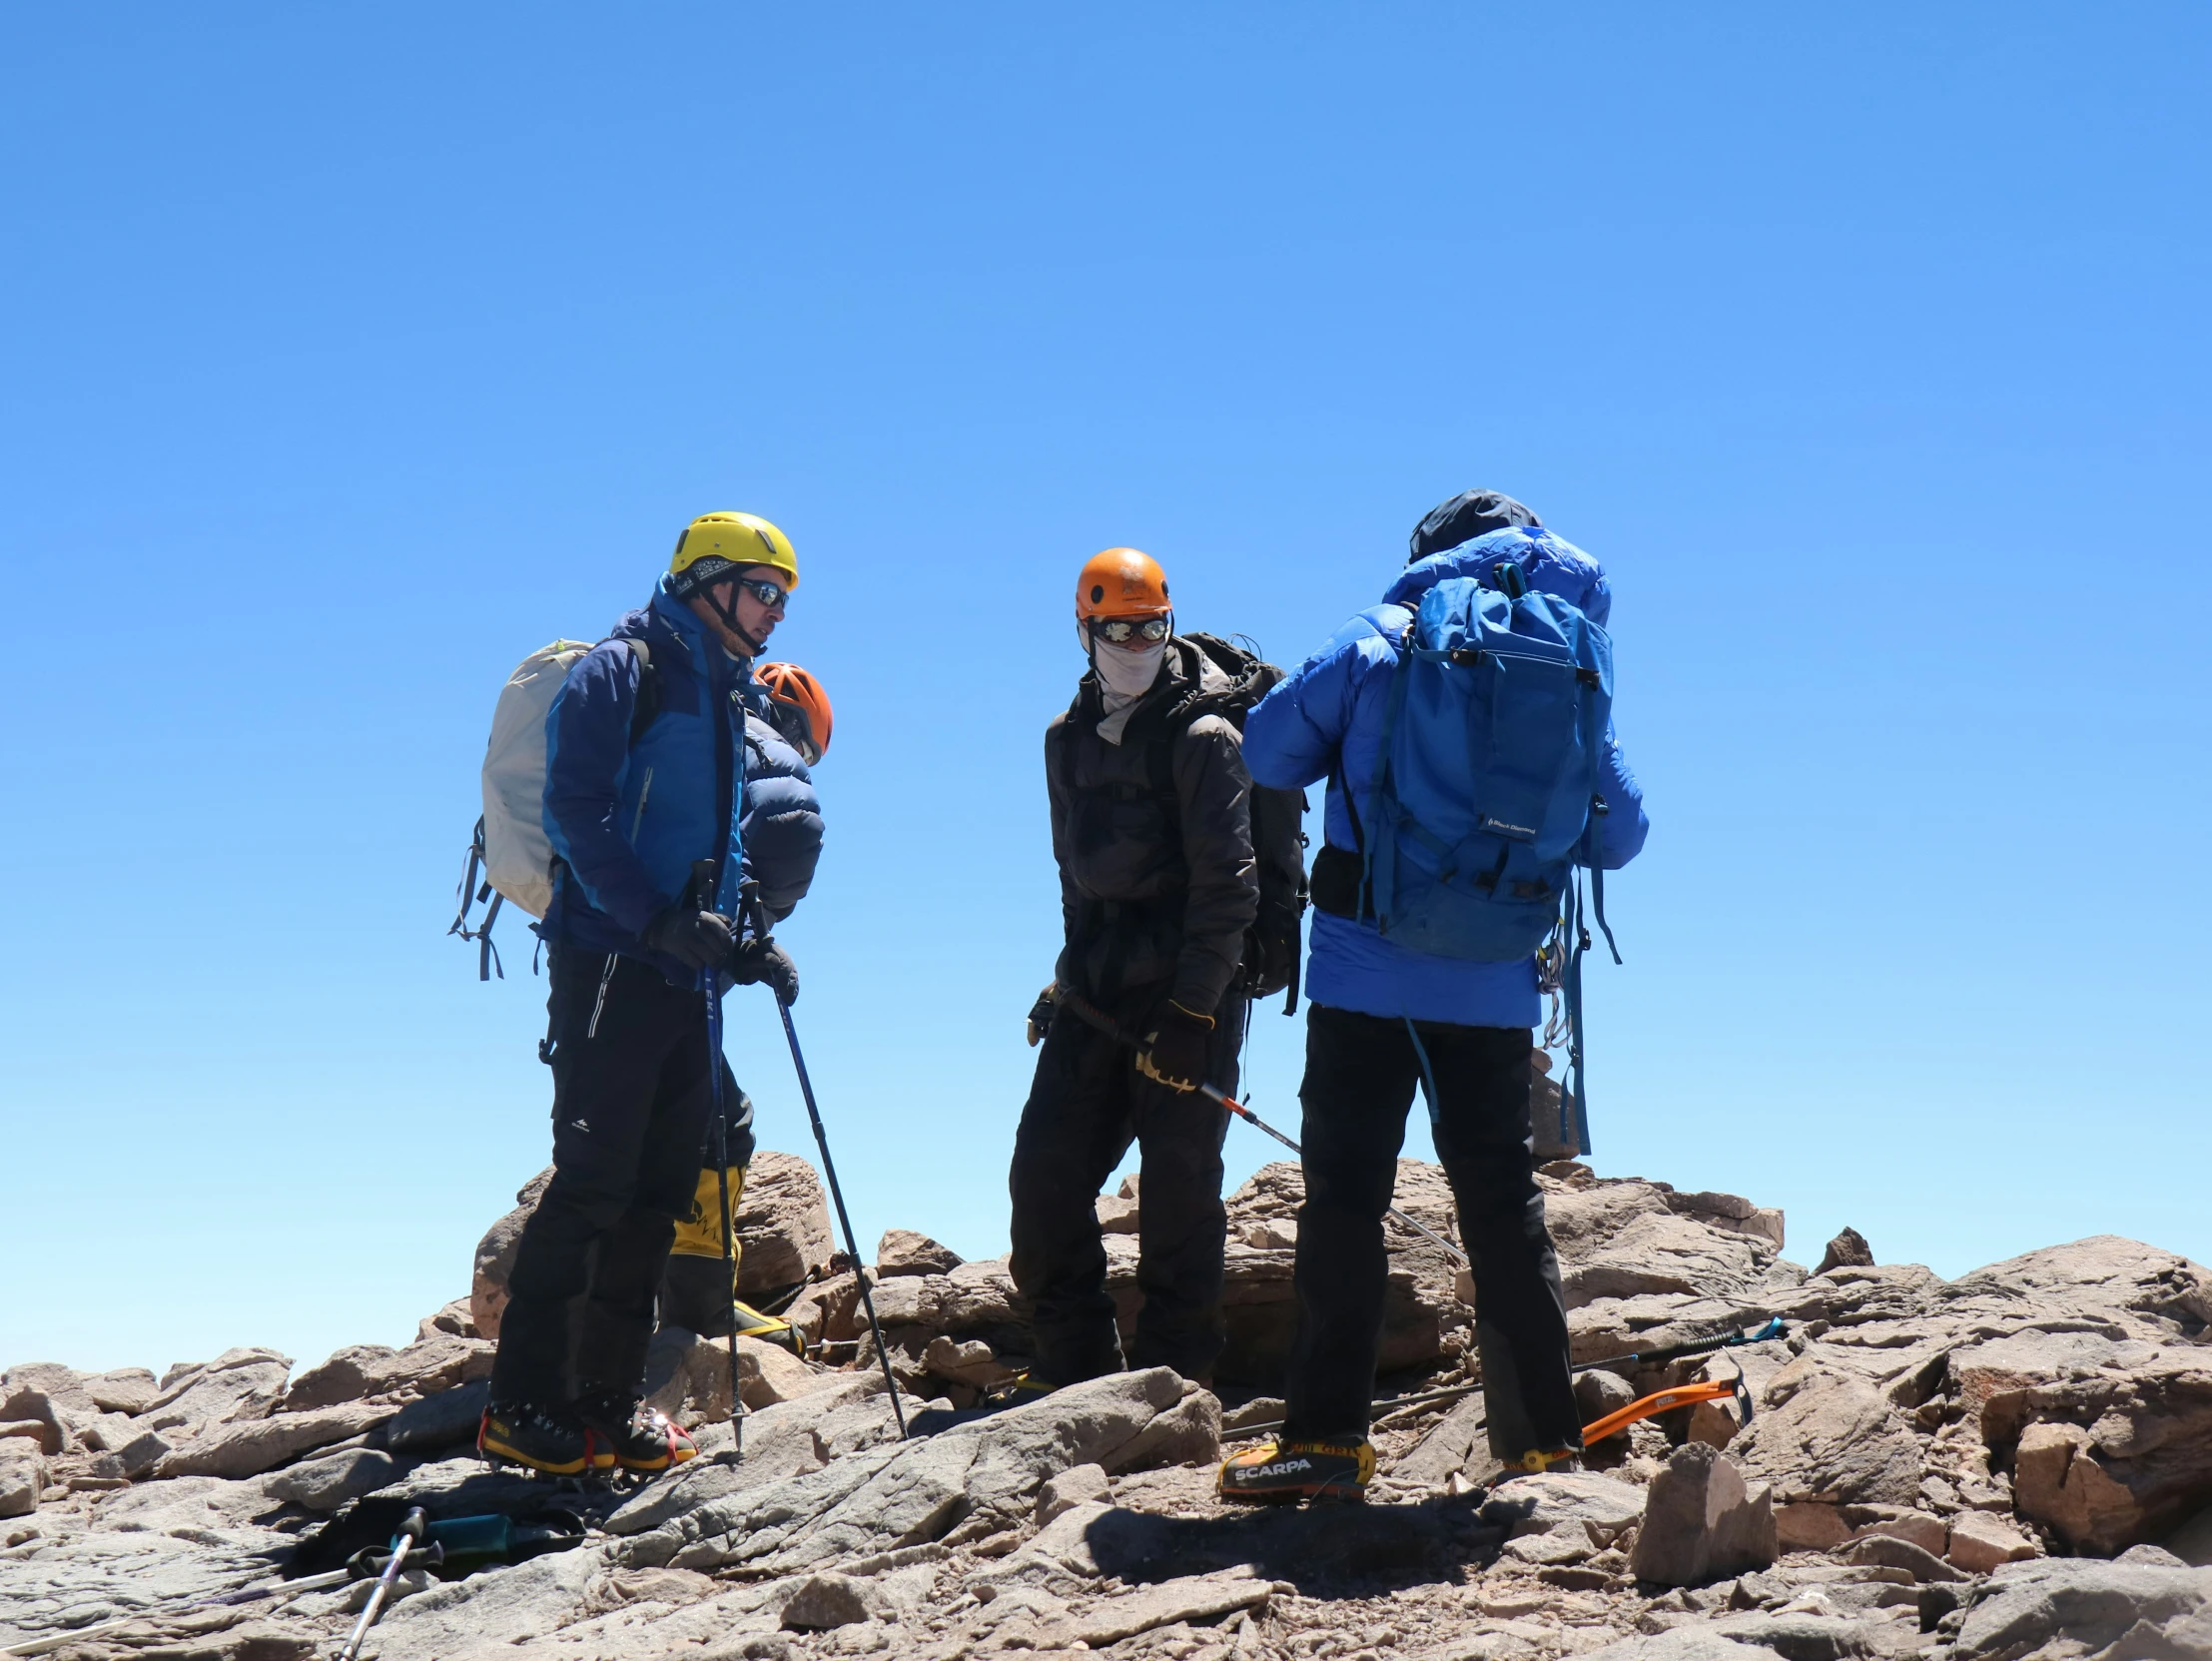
[731, 576, 790, 609]
[1089, 615, 1170, 644]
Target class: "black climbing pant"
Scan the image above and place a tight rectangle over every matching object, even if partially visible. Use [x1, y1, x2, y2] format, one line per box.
[488, 947, 753, 1406]
[1009, 986, 1248, 1387]
[1281, 1005, 1580, 1460]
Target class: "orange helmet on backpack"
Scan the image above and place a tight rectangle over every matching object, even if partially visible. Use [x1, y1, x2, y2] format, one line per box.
[756, 662, 832, 764]
[1076, 548, 1171, 622]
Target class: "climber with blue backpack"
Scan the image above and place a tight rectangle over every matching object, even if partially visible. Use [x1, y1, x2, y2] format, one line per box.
[1216, 489, 1649, 1503]
[477, 511, 802, 1478]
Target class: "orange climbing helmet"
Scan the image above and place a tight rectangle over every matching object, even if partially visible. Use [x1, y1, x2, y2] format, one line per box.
[1076, 547, 1171, 622]
[757, 662, 833, 764]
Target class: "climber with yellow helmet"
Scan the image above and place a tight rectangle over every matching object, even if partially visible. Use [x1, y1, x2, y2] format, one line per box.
[481, 510, 802, 1478]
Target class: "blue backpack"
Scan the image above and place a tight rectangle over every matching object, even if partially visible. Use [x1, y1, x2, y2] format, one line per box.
[1357, 558, 1620, 1148]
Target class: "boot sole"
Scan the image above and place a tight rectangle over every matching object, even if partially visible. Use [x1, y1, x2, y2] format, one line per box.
[1218, 1479, 1368, 1505]
[477, 1432, 591, 1477]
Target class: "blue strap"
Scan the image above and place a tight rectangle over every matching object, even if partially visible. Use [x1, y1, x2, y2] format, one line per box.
[1360, 632, 1417, 931]
[1403, 1017, 1442, 1131]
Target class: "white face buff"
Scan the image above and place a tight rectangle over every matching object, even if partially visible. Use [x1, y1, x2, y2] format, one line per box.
[1095, 637, 1166, 698]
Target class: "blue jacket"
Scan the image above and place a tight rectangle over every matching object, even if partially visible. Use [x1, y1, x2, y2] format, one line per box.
[1243, 530, 1649, 1027]
[539, 581, 750, 982]
[739, 709, 824, 924]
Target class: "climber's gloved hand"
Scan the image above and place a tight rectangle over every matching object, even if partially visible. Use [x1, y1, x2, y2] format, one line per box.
[1134, 999, 1214, 1093]
[728, 936, 800, 1006]
[640, 904, 736, 972]
[1025, 983, 1059, 1047]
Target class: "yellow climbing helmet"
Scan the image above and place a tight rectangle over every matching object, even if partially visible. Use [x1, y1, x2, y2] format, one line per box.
[670, 511, 798, 596]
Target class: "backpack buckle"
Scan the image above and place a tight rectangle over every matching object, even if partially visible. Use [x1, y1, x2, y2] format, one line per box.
[1447, 647, 1488, 669]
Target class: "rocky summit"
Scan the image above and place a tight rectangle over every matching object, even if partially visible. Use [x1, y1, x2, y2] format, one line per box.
[4, 1156, 2210, 1661]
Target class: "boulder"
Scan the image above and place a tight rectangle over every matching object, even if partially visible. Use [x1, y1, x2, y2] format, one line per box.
[1814, 1228, 1873, 1275]
[876, 1230, 962, 1277]
[1945, 1508, 2040, 1574]
[620, 1368, 1189, 1576]
[263, 1447, 400, 1510]
[153, 1400, 390, 1480]
[1480, 1471, 1649, 1541]
[732, 1150, 837, 1293]
[2005, 1353, 2212, 1555]
[1728, 1363, 1925, 1508]
[385, 1380, 490, 1455]
[1037, 1461, 1110, 1525]
[1951, 1555, 2212, 1661]
[778, 1571, 872, 1630]
[1628, 1443, 1777, 1587]
[0, 1441, 46, 1517]
[135, 1347, 293, 1438]
[469, 1168, 554, 1341]
[279, 1335, 491, 1411]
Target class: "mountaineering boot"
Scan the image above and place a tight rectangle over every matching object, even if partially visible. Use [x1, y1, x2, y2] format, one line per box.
[478, 1399, 592, 1476]
[574, 1392, 698, 1473]
[1217, 1437, 1376, 1503]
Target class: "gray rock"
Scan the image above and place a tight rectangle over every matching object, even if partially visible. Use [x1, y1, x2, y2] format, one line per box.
[1728, 1365, 1924, 1508]
[281, 1336, 489, 1412]
[262, 1447, 399, 1510]
[468, 1168, 552, 1341]
[1036, 1462, 1110, 1525]
[111, 1426, 175, 1479]
[0, 1390, 70, 1455]
[1814, 1228, 1873, 1276]
[1629, 1443, 1777, 1587]
[732, 1151, 838, 1293]
[2118, 1542, 2190, 1567]
[133, 1348, 292, 1438]
[778, 1571, 872, 1630]
[1578, 1629, 1768, 1660]
[354, 1538, 608, 1661]
[153, 1401, 389, 1480]
[1103, 1382, 1220, 1473]
[1952, 1554, 2212, 1661]
[0, 1441, 47, 1517]
[1843, 1531, 1962, 1583]
[384, 1380, 488, 1455]
[621, 1368, 1186, 1576]
[876, 1229, 962, 1277]
[1392, 1391, 1486, 1487]
[1040, 1571, 1271, 1647]
[1575, 1368, 1637, 1422]
[1710, 1612, 1885, 1659]
[1480, 1470, 1648, 1540]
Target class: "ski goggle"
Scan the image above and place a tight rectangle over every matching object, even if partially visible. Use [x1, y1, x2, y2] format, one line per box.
[1088, 615, 1170, 644]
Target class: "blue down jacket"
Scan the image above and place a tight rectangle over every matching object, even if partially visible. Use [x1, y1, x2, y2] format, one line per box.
[740, 708, 823, 923]
[1243, 529, 1649, 1027]
[539, 580, 750, 983]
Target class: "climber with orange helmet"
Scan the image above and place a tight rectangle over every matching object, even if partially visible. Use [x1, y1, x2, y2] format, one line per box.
[660, 658, 834, 1343]
[1005, 547, 1273, 1393]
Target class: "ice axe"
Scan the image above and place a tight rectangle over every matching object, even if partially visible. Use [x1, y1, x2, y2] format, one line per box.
[1051, 986, 1469, 1266]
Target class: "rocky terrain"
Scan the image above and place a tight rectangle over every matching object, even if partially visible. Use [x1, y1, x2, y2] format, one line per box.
[5, 1146, 2210, 1661]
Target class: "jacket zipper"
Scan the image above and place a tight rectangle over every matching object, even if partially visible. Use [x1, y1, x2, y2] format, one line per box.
[629, 767, 655, 841]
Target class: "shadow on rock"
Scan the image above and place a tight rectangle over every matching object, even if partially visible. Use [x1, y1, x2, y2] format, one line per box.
[1084, 1493, 1498, 1595]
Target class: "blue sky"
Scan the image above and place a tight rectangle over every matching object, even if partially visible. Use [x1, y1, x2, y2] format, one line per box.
[3, 5, 2206, 1376]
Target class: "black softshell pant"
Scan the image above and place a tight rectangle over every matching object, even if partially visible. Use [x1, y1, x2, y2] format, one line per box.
[1283, 1005, 1579, 1460]
[489, 947, 747, 1405]
[1009, 986, 1247, 1386]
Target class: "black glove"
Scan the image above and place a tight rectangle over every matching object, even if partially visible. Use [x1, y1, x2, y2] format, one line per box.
[640, 904, 735, 971]
[728, 937, 800, 1005]
[1025, 983, 1059, 1047]
[1135, 999, 1214, 1094]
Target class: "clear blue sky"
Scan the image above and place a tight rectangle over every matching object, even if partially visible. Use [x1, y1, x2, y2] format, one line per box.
[4, 6, 2206, 1377]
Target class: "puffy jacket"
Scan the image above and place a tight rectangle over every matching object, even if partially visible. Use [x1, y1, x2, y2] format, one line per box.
[1046, 639, 1261, 1013]
[539, 580, 750, 983]
[740, 709, 823, 924]
[1243, 531, 1648, 1027]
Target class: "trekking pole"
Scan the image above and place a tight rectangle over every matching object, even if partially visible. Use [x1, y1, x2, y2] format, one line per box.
[752, 889, 907, 1432]
[338, 1506, 426, 1661]
[771, 986, 908, 1438]
[692, 861, 744, 1456]
[1055, 988, 1470, 1266]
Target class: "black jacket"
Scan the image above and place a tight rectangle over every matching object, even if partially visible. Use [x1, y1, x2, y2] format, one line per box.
[1045, 640, 1261, 1012]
